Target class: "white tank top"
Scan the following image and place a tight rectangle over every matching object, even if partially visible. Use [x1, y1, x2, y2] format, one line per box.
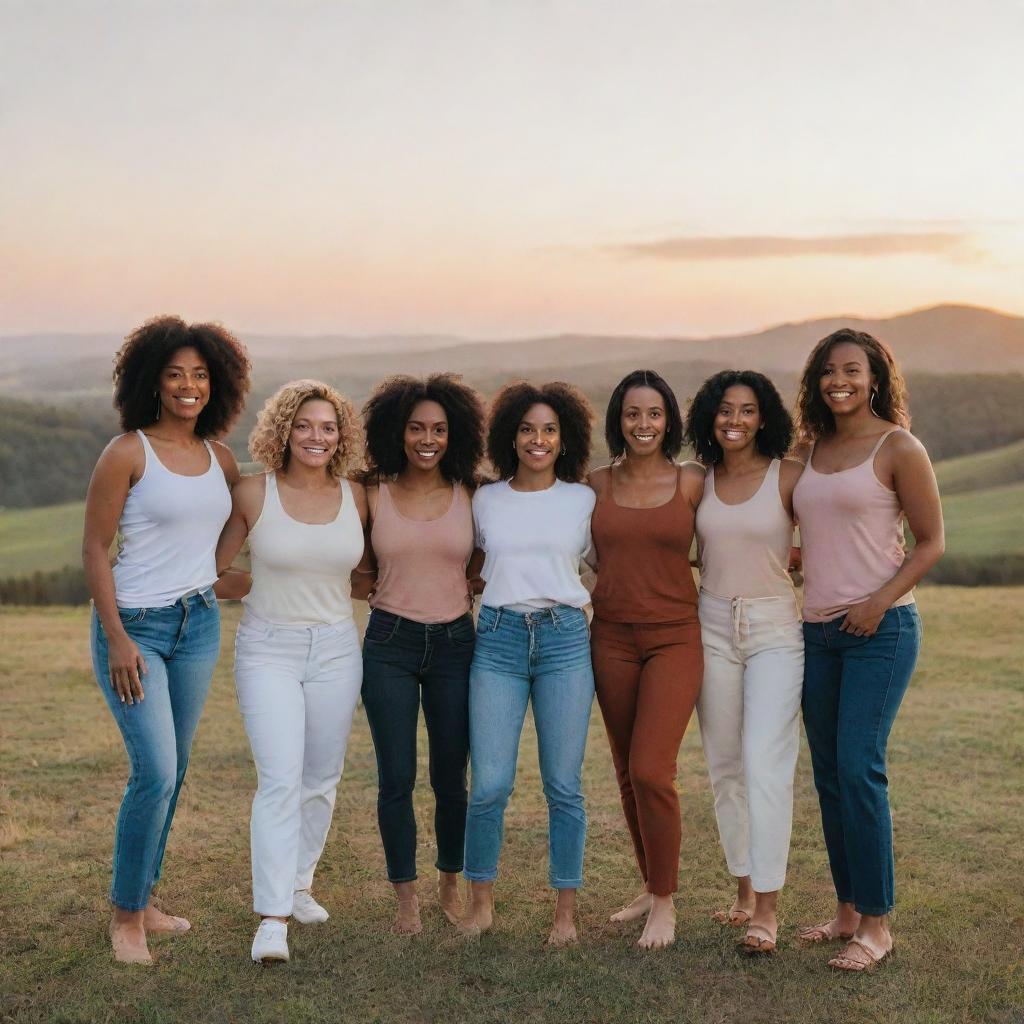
[696, 459, 795, 600]
[112, 430, 232, 608]
[243, 472, 364, 626]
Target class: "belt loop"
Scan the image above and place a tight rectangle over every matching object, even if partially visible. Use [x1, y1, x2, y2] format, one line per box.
[493, 607, 503, 631]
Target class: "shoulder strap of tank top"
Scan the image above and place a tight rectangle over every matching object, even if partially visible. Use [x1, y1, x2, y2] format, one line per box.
[136, 429, 158, 464]
[869, 427, 903, 459]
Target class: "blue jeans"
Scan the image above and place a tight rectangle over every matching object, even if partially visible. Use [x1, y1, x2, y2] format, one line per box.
[464, 605, 595, 889]
[361, 609, 474, 883]
[802, 604, 922, 916]
[90, 589, 220, 911]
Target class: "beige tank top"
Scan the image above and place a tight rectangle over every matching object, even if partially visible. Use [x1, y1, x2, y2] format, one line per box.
[244, 473, 364, 625]
[696, 459, 795, 600]
[369, 481, 475, 623]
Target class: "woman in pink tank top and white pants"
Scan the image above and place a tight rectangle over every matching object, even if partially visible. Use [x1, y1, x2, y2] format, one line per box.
[793, 330, 944, 972]
[216, 380, 368, 964]
[686, 370, 805, 956]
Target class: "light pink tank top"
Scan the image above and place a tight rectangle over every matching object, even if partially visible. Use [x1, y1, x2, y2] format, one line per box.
[696, 459, 795, 601]
[369, 481, 475, 623]
[793, 429, 915, 623]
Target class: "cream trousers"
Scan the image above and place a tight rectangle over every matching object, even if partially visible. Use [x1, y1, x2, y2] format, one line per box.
[696, 590, 804, 893]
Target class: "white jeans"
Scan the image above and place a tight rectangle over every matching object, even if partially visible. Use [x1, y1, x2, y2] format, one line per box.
[696, 590, 804, 893]
[234, 612, 363, 917]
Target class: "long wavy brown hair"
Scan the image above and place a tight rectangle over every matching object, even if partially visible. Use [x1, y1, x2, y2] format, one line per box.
[249, 379, 365, 479]
[796, 328, 910, 444]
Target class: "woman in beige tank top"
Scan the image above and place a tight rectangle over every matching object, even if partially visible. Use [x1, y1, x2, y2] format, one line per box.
[686, 369, 804, 956]
[216, 380, 368, 964]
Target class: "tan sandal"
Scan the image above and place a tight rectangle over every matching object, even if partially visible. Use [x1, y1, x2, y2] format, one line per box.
[797, 919, 854, 943]
[738, 924, 777, 956]
[828, 936, 891, 972]
[711, 908, 752, 927]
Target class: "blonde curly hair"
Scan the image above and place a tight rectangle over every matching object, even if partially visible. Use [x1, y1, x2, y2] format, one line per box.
[249, 379, 365, 479]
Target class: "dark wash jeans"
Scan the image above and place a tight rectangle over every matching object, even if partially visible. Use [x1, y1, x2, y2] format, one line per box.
[361, 608, 474, 883]
[801, 604, 922, 916]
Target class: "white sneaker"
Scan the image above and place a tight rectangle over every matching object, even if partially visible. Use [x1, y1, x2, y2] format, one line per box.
[251, 919, 289, 963]
[292, 890, 329, 924]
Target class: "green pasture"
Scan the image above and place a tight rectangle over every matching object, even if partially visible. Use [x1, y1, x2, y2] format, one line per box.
[0, 501, 85, 578]
[940, 481, 1024, 559]
[1, 588, 1022, 1023]
[934, 438, 1024, 495]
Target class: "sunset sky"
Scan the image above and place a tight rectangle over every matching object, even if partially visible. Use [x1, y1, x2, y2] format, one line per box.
[2, 0, 1022, 338]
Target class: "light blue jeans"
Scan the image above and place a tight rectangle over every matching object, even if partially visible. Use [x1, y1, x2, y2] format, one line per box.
[463, 605, 595, 889]
[90, 588, 220, 911]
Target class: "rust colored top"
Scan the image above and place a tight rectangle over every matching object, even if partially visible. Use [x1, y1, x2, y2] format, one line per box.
[591, 467, 699, 623]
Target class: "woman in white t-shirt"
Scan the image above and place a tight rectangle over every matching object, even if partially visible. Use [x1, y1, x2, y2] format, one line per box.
[216, 380, 368, 964]
[459, 382, 596, 946]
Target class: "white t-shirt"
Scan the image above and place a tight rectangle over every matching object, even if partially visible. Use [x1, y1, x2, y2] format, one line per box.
[473, 479, 596, 610]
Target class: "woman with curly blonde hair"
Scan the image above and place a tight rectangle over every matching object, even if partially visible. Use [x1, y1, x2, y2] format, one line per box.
[216, 379, 368, 963]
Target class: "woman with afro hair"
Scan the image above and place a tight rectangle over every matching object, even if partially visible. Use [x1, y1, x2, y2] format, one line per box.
[82, 315, 250, 963]
[215, 380, 368, 964]
[685, 369, 804, 956]
[792, 330, 942, 971]
[354, 374, 485, 935]
[587, 369, 705, 951]
[459, 381, 596, 946]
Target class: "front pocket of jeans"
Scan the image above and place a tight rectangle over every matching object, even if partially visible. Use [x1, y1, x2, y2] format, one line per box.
[118, 607, 146, 624]
[364, 612, 400, 645]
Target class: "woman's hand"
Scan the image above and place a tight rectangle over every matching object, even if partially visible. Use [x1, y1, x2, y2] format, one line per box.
[107, 630, 148, 704]
[839, 596, 888, 637]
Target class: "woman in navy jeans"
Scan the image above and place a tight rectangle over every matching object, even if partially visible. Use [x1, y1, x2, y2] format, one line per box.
[793, 328, 943, 971]
[83, 316, 250, 963]
[459, 381, 596, 946]
[354, 373, 486, 935]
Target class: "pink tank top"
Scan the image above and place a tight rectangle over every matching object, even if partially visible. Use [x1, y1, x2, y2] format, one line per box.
[793, 429, 915, 623]
[369, 481, 475, 623]
[696, 460, 795, 600]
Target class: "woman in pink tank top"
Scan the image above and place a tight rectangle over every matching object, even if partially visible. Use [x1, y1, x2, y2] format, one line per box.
[793, 329, 944, 972]
[354, 374, 485, 936]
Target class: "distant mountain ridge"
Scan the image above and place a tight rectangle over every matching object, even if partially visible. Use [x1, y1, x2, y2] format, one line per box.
[2, 304, 1022, 389]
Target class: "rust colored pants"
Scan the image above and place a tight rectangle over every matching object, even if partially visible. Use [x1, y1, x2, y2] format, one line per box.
[591, 615, 703, 896]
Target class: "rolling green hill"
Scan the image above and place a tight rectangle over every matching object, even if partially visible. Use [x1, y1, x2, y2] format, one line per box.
[935, 439, 1024, 495]
[939, 480, 1024, 559]
[0, 502, 85, 577]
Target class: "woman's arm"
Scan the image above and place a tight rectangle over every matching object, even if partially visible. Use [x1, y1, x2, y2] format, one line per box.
[82, 435, 147, 704]
[214, 474, 263, 600]
[840, 433, 944, 636]
[350, 481, 377, 601]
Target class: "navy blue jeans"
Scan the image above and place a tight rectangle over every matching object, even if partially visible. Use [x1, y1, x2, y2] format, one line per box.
[361, 609, 474, 883]
[801, 604, 922, 916]
[90, 588, 220, 911]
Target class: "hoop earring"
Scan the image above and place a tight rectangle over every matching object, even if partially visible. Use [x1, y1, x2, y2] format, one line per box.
[870, 388, 879, 417]
[561, 445, 566, 456]
[154, 392, 161, 421]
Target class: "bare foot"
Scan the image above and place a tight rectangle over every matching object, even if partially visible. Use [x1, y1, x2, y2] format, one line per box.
[393, 897, 422, 935]
[110, 917, 153, 964]
[143, 903, 191, 935]
[457, 881, 494, 937]
[610, 890, 653, 923]
[546, 888, 578, 947]
[638, 896, 676, 950]
[438, 872, 462, 926]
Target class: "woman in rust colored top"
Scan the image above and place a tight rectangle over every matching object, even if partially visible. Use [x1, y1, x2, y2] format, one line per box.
[588, 369, 705, 950]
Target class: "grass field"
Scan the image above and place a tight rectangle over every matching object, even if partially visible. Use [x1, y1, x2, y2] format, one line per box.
[1, 590, 1022, 1024]
[940, 481, 1024, 559]
[0, 502, 85, 578]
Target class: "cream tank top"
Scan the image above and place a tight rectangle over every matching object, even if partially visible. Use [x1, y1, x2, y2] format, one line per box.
[696, 459, 795, 601]
[112, 431, 231, 607]
[793, 429, 914, 623]
[369, 481, 474, 623]
[243, 473, 364, 626]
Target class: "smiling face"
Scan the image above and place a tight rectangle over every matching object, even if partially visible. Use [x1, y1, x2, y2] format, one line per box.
[157, 346, 210, 422]
[713, 384, 763, 456]
[515, 402, 561, 475]
[287, 398, 340, 470]
[620, 385, 666, 456]
[819, 340, 876, 419]
[403, 399, 449, 473]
